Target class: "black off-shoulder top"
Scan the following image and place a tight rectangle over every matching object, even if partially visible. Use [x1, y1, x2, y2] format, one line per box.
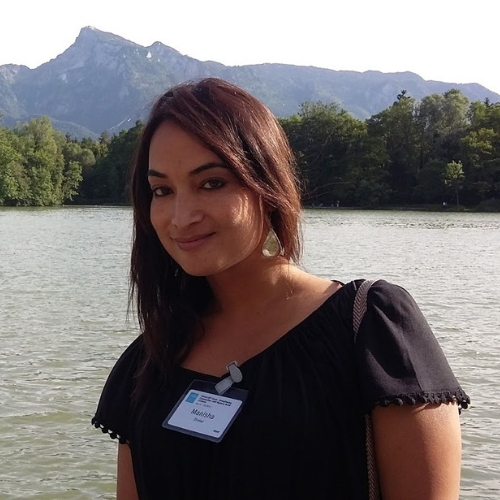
[92, 280, 469, 500]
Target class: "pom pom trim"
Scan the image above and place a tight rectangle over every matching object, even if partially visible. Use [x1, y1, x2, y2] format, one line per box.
[91, 417, 127, 444]
[369, 388, 470, 412]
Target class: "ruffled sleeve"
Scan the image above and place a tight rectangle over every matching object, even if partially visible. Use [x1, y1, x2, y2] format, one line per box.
[354, 280, 470, 413]
[91, 335, 144, 444]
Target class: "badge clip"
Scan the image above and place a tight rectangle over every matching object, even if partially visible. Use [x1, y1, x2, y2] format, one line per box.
[215, 361, 243, 395]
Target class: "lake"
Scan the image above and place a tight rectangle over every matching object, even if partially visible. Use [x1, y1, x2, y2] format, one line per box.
[0, 207, 498, 499]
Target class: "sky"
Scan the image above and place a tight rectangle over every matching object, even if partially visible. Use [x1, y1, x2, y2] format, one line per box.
[1, 0, 499, 95]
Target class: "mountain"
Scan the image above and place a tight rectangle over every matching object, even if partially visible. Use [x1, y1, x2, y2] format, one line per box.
[1, 26, 499, 138]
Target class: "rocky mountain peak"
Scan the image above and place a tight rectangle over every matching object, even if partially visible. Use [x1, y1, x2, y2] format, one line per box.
[0, 64, 30, 82]
[1, 27, 498, 138]
[37, 26, 144, 75]
[76, 26, 138, 49]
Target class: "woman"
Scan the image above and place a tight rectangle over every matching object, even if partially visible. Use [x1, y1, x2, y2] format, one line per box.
[92, 78, 469, 500]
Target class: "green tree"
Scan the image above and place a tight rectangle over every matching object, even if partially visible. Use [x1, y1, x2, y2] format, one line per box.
[413, 90, 469, 203]
[281, 102, 366, 205]
[344, 135, 392, 207]
[413, 160, 447, 204]
[460, 100, 500, 202]
[14, 117, 66, 205]
[460, 128, 499, 202]
[443, 160, 465, 206]
[88, 121, 143, 202]
[61, 141, 96, 201]
[367, 92, 419, 203]
[0, 127, 28, 204]
[437, 89, 469, 161]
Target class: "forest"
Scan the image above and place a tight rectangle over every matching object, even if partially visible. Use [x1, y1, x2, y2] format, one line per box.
[0, 89, 499, 210]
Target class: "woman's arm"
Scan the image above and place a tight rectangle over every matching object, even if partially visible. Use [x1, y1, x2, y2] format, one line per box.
[117, 443, 139, 500]
[372, 402, 462, 500]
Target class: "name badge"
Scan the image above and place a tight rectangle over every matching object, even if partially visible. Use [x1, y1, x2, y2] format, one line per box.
[163, 380, 247, 442]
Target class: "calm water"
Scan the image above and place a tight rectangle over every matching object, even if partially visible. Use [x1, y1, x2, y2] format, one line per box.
[0, 207, 499, 499]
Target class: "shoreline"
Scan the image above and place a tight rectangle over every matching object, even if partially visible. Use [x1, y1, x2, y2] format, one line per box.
[303, 204, 500, 213]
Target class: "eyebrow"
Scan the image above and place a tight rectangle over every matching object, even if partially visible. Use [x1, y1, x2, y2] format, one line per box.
[147, 162, 229, 179]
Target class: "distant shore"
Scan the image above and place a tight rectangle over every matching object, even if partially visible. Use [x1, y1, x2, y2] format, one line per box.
[303, 203, 500, 213]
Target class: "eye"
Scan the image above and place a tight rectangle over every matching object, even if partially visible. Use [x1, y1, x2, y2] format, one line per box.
[151, 186, 172, 197]
[201, 178, 226, 190]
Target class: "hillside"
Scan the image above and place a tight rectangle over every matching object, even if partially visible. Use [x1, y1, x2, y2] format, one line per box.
[1, 26, 498, 138]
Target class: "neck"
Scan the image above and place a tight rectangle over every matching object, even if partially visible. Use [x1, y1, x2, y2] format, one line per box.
[206, 257, 297, 318]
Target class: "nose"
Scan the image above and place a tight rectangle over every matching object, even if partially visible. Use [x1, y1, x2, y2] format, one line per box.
[171, 192, 203, 229]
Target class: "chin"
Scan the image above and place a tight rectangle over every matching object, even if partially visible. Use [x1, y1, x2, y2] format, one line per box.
[174, 260, 221, 278]
[172, 249, 259, 279]
[177, 261, 237, 279]
[181, 268, 212, 278]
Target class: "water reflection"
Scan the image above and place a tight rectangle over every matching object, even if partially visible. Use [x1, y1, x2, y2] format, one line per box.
[304, 208, 500, 229]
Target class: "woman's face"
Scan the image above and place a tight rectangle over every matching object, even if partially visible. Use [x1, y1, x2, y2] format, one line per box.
[148, 120, 266, 278]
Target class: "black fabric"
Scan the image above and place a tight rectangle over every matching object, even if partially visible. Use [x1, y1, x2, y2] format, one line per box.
[92, 280, 469, 500]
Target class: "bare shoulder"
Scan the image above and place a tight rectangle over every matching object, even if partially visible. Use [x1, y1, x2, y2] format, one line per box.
[372, 402, 462, 500]
[286, 266, 342, 300]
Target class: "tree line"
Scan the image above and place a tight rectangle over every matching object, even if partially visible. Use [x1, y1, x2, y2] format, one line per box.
[1, 89, 499, 209]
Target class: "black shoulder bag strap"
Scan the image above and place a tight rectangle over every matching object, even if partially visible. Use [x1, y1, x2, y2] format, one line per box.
[353, 280, 381, 500]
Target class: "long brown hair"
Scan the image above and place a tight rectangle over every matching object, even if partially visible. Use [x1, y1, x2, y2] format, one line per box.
[130, 78, 302, 398]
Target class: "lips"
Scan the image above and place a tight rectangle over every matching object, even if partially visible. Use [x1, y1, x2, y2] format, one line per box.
[173, 233, 215, 251]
